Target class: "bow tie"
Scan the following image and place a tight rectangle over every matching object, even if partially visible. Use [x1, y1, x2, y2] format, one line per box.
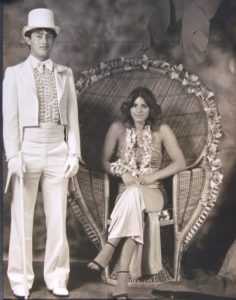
[36, 60, 53, 73]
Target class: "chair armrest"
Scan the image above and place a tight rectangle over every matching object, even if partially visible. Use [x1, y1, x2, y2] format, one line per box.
[172, 167, 210, 234]
[68, 163, 110, 250]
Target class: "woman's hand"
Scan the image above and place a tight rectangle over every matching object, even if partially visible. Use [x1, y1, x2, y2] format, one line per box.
[121, 173, 139, 186]
[138, 173, 157, 185]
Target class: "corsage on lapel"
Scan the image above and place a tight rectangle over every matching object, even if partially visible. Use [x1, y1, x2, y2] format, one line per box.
[54, 64, 68, 101]
[54, 64, 68, 76]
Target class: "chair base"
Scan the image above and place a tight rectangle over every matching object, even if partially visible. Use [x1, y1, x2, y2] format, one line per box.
[104, 263, 176, 288]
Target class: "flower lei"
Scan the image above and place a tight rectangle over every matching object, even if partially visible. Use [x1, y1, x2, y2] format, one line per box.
[110, 125, 154, 177]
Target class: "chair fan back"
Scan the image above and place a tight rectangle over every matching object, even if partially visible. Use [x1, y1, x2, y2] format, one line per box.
[72, 58, 222, 284]
[77, 59, 208, 170]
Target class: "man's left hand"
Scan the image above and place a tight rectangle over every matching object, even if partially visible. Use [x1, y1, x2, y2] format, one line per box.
[63, 156, 79, 178]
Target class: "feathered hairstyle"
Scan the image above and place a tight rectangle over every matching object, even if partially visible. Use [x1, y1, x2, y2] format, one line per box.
[120, 87, 162, 129]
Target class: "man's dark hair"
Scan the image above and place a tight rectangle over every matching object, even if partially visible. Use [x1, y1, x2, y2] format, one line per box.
[24, 28, 57, 38]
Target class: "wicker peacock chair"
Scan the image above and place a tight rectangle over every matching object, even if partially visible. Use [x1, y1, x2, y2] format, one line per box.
[68, 56, 223, 287]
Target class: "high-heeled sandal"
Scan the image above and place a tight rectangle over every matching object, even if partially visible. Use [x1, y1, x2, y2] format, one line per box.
[87, 260, 104, 273]
[113, 271, 129, 300]
[112, 293, 129, 300]
[87, 242, 116, 273]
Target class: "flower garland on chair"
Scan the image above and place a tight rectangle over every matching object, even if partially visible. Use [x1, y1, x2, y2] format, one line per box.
[110, 125, 154, 177]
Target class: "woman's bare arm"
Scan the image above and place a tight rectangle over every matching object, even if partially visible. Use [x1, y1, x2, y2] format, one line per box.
[155, 123, 186, 180]
[101, 122, 123, 174]
[102, 122, 139, 186]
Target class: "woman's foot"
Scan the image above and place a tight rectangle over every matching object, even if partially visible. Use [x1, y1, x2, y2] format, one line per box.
[87, 242, 116, 272]
[113, 271, 129, 300]
[87, 260, 104, 272]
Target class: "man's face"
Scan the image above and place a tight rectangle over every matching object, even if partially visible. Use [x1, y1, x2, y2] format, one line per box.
[25, 29, 55, 61]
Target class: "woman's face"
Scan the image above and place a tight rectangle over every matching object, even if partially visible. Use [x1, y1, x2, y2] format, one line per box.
[130, 96, 150, 124]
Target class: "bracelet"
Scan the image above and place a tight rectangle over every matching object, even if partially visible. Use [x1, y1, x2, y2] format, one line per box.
[110, 159, 129, 177]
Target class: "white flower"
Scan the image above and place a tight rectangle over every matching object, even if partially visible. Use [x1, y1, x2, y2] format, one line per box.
[161, 61, 170, 68]
[170, 71, 179, 79]
[214, 131, 222, 139]
[55, 65, 67, 74]
[90, 75, 98, 82]
[206, 91, 214, 100]
[176, 64, 183, 72]
[210, 172, 223, 188]
[111, 126, 154, 177]
[189, 74, 198, 82]
[209, 143, 218, 155]
[182, 78, 189, 86]
[124, 65, 132, 70]
[142, 54, 149, 62]
[187, 87, 195, 94]
[211, 158, 222, 171]
[142, 64, 148, 70]
[100, 62, 107, 70]
[76, 79, 84, 89]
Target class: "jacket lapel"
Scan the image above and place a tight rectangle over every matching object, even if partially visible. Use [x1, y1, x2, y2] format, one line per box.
[54, 64, 67, 102]
[17, 58, 67, 102]
[18, 57, 37, 95]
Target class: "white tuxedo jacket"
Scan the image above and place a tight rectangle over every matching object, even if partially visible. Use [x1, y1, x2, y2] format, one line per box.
[3, 56, 81, 161]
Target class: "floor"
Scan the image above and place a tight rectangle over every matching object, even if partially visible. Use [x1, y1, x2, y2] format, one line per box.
[3, 261, 236, 300]
[3, 261, 164, 300]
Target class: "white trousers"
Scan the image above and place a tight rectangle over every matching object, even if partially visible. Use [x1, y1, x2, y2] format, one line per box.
[7, 139, 70, 291]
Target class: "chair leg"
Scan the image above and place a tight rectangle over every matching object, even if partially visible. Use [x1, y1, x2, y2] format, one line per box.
[174, 237, 182, 280]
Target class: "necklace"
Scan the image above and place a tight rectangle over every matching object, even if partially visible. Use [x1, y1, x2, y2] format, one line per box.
[110, 125, 154, 177]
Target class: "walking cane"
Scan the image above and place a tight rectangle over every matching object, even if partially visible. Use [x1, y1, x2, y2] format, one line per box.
[19, 152, 29, 299]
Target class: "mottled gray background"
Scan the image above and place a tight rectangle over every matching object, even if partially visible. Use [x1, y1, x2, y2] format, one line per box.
[2, 0, 236, 276]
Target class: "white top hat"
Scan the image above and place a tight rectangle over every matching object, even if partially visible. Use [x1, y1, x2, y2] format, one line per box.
[22, 8, 60, 37]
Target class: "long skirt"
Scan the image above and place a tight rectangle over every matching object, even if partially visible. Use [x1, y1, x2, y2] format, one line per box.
[108, 183, 164, 278]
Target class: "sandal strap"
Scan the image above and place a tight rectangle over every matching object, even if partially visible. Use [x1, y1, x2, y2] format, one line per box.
[91, 260, 104, 271]
[118, 270, 129, 273]
[107, 241, 116, 250]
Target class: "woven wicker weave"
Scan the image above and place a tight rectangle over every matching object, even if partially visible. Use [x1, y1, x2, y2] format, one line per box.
[69, 57, 222, 286]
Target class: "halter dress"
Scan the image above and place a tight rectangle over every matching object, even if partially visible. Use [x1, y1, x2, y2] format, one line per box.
[108, 126, 164, 278]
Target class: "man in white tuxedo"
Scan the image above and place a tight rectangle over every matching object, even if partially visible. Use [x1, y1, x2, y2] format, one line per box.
[3, 8, 81, 298]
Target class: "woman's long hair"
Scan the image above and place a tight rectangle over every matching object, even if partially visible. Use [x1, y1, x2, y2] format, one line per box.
[120, 87, 162, 129]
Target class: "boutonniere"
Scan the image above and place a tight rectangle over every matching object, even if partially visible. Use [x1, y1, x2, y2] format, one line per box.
[55, 65, 67, 75]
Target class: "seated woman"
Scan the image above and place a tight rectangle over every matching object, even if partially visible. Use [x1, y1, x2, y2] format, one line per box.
[87, 86, 186, 299]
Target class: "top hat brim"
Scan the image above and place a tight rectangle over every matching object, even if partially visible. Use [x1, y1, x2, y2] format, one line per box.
[22, 25, 60, 37]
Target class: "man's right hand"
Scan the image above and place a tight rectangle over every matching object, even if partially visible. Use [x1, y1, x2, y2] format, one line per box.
[8, 153, 26, 178]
